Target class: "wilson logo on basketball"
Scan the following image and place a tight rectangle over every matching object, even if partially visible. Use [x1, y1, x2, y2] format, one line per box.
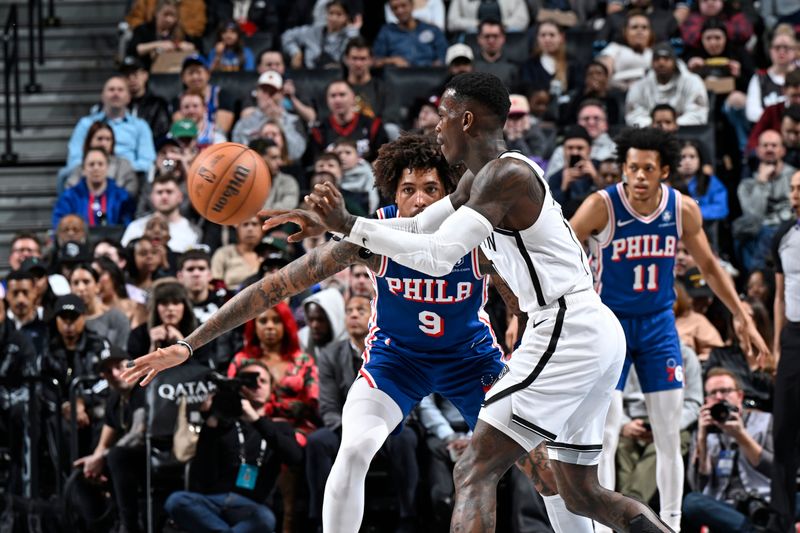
[211, 165, 250, 213]
[197, 166, 216, 184]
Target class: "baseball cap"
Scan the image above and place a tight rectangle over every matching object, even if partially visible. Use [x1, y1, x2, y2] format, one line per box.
[170, 119, 198, 139]
[181, 54, 207, 72]
[257, 70, 283, 91]
[96, 341, 128, 372]
[652, 42, 676, 60]
[20, 256, 47, 277]
[54, 294, 86, 318]
[256, 236, 290, 266]
[679, 267, 713, 299]
[508, 94, 530, 116]
[446, 43, 474, 66]
[119, 55, 145, 74]
[60, 241, 90, 264]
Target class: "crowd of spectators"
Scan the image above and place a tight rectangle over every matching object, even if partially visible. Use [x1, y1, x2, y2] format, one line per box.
[2, 0, 800, 531]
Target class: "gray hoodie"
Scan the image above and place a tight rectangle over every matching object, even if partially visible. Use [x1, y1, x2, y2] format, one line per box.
[298, 287, 348, 360]
[341, 160, 379, 213]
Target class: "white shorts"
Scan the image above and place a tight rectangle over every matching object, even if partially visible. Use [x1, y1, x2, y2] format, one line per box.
[479, 289, 626, 465]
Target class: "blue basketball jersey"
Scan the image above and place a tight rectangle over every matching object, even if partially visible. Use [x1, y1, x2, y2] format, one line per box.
[591, 183, 683, 317]
[368, 205, 500, 353]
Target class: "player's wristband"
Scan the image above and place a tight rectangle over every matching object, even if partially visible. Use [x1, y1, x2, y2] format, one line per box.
[176, 340, 194, 358]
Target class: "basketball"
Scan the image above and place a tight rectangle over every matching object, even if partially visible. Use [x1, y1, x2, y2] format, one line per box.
[187, 142, 271, 225]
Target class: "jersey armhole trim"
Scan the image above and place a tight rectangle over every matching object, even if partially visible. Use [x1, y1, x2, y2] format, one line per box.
[675, 191, 683, 238]
[470, 248, 483, 280]
[596, 189, 615, 249]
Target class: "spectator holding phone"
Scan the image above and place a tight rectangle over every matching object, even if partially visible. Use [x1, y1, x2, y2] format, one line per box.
[547, 125, 602, 218]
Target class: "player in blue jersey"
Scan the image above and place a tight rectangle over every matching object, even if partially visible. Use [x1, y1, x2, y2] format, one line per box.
[570, 127, 770, 531]
[122, 133, 536, 531]
[262, 73, 673, 533]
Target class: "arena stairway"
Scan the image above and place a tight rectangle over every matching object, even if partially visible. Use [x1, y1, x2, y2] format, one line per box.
[0, 0, 126, 273]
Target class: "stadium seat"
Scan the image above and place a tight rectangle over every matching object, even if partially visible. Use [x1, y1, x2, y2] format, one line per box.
[678, 123, 716, 167]
[381, 66, 449, 125]
[285, 67, 344, 117]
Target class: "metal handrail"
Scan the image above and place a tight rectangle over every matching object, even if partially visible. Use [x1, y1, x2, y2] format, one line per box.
[2, 4, 22, 164]
[25, 0, 42, 93]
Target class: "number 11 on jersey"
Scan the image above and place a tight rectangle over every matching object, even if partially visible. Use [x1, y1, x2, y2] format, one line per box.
[632, 263, 658, 292]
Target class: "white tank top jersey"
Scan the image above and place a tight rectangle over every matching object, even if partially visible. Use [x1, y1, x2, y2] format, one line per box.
[478, 151, 594, 314]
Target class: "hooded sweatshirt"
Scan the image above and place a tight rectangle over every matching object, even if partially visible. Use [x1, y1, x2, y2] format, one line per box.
[625, 61, 709, 128]
[298, 288, 347, 361]
[341, 160, 379, 213]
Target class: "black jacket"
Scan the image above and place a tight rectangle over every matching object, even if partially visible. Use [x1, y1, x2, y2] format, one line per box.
[190, 416, 302, 503]
[131, 90, 171, 141]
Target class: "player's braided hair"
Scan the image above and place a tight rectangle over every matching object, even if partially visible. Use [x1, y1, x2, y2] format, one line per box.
[614, 127, 681, 172]
[373, 133, 458, 200]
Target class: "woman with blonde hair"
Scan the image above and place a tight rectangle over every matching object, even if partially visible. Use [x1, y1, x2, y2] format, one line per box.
[746, 24, 798, 122]
[520, 21, 576, 92]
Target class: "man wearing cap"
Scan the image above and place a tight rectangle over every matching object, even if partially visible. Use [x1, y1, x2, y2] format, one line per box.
[173, 55, 235, 136]
[231, 70, 307, 162]
[120, 55, 171, 140]
[46, 295, 116, 448]
[63, 76, 156, 178]
[626, 42, 709, 128]
[473, 20, 518, 88]
[547, 125, 603, 219]
[445, 43, 474, 78]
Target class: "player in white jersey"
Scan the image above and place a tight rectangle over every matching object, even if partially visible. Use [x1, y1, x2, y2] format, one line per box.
[264, 72, 672, 532]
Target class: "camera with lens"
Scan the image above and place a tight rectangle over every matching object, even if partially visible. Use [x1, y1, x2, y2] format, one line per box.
[708, 399, 739, 433]
[732, 490, 777, 531]
[207, 371, 260, 420]
[711, 399, 738, 423]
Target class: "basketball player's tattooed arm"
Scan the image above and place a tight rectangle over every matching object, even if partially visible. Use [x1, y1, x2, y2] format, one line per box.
[120, 240, 379, 385]
[190, 240, 380, 347]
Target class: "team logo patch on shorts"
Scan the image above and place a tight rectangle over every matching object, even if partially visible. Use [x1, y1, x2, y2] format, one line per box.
[481, 364, 509, 392]
[666, 358, 683, 383]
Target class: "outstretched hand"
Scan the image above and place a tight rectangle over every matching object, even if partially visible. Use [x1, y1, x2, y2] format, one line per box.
[120, 344, 191, 386]
[259, 207, 328, 242]
[260, 181, 357, 241]
[735, 312, 773, 371]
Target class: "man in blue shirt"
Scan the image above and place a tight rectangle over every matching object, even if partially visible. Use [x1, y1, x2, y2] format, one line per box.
[63, 77, 156, 177]
[373, 0, 448, 68]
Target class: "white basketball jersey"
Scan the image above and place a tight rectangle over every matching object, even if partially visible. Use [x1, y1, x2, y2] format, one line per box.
[478, 151, 593, 313]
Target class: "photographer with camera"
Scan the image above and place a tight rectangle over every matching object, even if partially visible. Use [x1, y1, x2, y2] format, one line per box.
[164, 361, 302, 533]
[683, 367, 775, 532]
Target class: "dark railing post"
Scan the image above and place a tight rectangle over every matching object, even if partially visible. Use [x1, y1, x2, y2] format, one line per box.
[2, 4, 19, 165]
[36, 0, 44, 65]
[25, 0, 41, 93]
[45, 0, 59, 27]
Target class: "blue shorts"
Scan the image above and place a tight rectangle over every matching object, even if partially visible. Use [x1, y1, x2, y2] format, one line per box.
[615, 307, 683, 393]
[359, 332, 506, 431]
